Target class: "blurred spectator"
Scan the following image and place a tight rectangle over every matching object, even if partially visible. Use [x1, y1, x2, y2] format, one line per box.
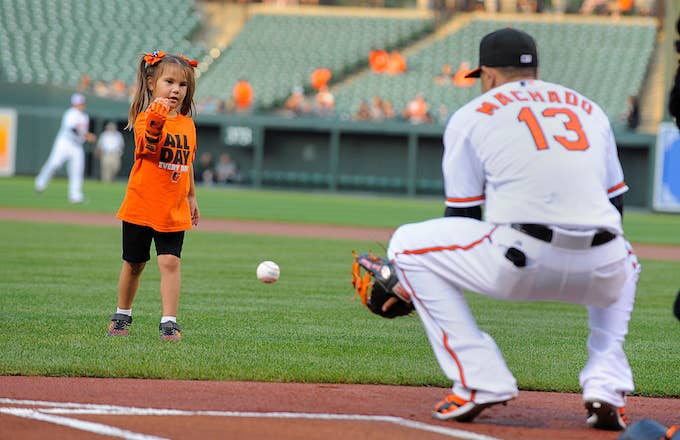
[381, 98, 396, 120]
[453, 61, 476, 87]
[517, 0, 538, 12]
[437, 104, 450, 124]
[314, 85, 335, 117]
[195, 152, 215, 185]
[402, 93, 432, 124]
[369, 96, 385, 120]
[197, 96, 219, 114]
[353, 101, 372, 121]
[435, 64, 453, 85]
[282, 86, 312, 117]
[385, 51, 407, 75]
[232, 79, 254, 113]
[94, 80, 111, 98]
[612, 0, 634, 16]
[481, 0, 498, 12]
[95, 122, 125, 183]
[624, 95, 640, 130]
[110, 80, 128, 100]
[216, 98, 227, 113]
[310, 68, 332, 91]
[369, 48, 389, 74]
[580, 0, 615, 15]
[224, 97, 236, 113]
[215, 153, 240, 184]
[78, 73, 91, 92]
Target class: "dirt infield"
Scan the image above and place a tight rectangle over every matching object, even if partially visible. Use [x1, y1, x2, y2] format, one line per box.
[1, 376, 679, 440]
[2, 207, 679, 439]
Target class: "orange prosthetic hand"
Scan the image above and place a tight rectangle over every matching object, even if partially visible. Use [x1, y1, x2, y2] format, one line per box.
[144, 98, 170, 151]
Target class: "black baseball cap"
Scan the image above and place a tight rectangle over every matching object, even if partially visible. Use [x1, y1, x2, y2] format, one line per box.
[465, 27, 538, 78]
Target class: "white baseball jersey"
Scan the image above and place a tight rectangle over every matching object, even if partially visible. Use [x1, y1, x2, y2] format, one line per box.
[387, 79, 639, 409]
[57, 107, 91, 147]
[443, 79, 627, 234]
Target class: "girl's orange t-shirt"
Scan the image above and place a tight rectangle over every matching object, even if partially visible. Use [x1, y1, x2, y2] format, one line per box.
[117, 111, 197, 232]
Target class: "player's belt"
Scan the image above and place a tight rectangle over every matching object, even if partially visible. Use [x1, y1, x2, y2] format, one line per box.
[511, 224, 616, 247]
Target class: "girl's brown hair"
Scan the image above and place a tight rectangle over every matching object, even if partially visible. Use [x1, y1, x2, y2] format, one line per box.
[126, 51, 197, 129]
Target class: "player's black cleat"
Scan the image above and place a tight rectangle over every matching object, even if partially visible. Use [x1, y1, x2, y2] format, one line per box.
[585, 399, 628, 431]
[432, 393, 512, 422]
[159, 321, 182, 341]
[106, 313, 132, 336]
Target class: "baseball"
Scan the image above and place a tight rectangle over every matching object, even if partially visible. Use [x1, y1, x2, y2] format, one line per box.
[256, 261, 280, 283]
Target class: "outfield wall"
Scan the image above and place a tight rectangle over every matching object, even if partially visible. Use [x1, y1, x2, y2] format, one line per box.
[2, 82, 656, 207]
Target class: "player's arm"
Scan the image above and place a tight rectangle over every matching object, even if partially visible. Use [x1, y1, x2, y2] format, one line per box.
[134, 101, 170, 158]
[603, 121, 628, 220]
[136, 98, 170, 156]
[64, 111, 90, 143]
[441, 118, 485, 220]
[444, 205, 482, 220]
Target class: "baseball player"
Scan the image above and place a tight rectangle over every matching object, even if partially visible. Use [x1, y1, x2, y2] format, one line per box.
[35, 93, 97, 203]
[386, 28, 640, 430]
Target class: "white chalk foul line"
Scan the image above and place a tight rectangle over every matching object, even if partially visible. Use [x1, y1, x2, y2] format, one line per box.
[0, 407, 169, 440]
[0, 397, 501, 440]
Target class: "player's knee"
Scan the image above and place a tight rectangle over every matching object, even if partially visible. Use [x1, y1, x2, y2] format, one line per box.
[157, 254, 180, 273]
[387, 224, 409, 260]
[127, 261, 146, 276]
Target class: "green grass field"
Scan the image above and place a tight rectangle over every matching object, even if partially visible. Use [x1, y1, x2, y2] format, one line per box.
[1, 177, 679, 397]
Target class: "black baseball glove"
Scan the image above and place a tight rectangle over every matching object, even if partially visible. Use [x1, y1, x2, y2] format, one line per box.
[351, 251, 414, 319]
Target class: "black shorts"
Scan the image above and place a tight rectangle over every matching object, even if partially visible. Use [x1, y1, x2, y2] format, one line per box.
[122, 221, 185, 263]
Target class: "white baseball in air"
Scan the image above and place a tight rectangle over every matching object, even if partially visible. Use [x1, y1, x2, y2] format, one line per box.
[256, 261, 280, 283]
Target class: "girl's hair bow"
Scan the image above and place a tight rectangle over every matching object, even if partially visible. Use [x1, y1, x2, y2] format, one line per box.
[143, 50, 166, 66]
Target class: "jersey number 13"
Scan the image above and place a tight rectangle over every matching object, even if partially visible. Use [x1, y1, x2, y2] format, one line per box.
[517, 107, 589, 151]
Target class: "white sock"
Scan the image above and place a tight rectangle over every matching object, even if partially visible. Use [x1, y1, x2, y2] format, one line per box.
[161, 316, 176, 324]
[116, 308, 132, 316]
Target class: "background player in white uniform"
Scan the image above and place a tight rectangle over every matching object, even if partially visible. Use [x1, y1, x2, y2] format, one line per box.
[95, 121, 125, 182]
[34, 93, 97, 203]
[386, 28, 640, 430]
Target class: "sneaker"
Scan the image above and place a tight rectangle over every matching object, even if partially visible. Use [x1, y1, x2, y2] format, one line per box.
[432, 393, 511, 422]
[159, 321, 182, 341]
[585, 399, 628, 431]
[106, 313, 132, 336]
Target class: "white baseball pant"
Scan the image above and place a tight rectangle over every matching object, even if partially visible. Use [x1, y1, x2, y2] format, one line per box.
[387, 217, 638, 407]
[35, 138, 85, 203]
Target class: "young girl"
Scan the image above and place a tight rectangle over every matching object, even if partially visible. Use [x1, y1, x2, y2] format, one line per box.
[107, 50, 200, 341]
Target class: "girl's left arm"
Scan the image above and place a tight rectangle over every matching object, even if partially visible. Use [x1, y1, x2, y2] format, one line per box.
[188, 164, 200, 226]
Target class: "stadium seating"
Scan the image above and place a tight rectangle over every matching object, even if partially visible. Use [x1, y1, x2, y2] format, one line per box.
[0, 3, 656, 123]
[333, 17, 657, 121]
[0, 0, 205, 88]
[194, 13, 434, 109]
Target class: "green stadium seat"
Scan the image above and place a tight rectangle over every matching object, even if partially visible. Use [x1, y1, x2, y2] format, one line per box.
[0, 0, 206, 89]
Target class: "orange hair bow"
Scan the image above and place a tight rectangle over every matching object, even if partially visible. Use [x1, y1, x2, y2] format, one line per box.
[143, 50, 166, 66]
[178, 54, 198, 68]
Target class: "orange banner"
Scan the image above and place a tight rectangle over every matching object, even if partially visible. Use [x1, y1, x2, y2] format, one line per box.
[0, 109, 17, 176]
